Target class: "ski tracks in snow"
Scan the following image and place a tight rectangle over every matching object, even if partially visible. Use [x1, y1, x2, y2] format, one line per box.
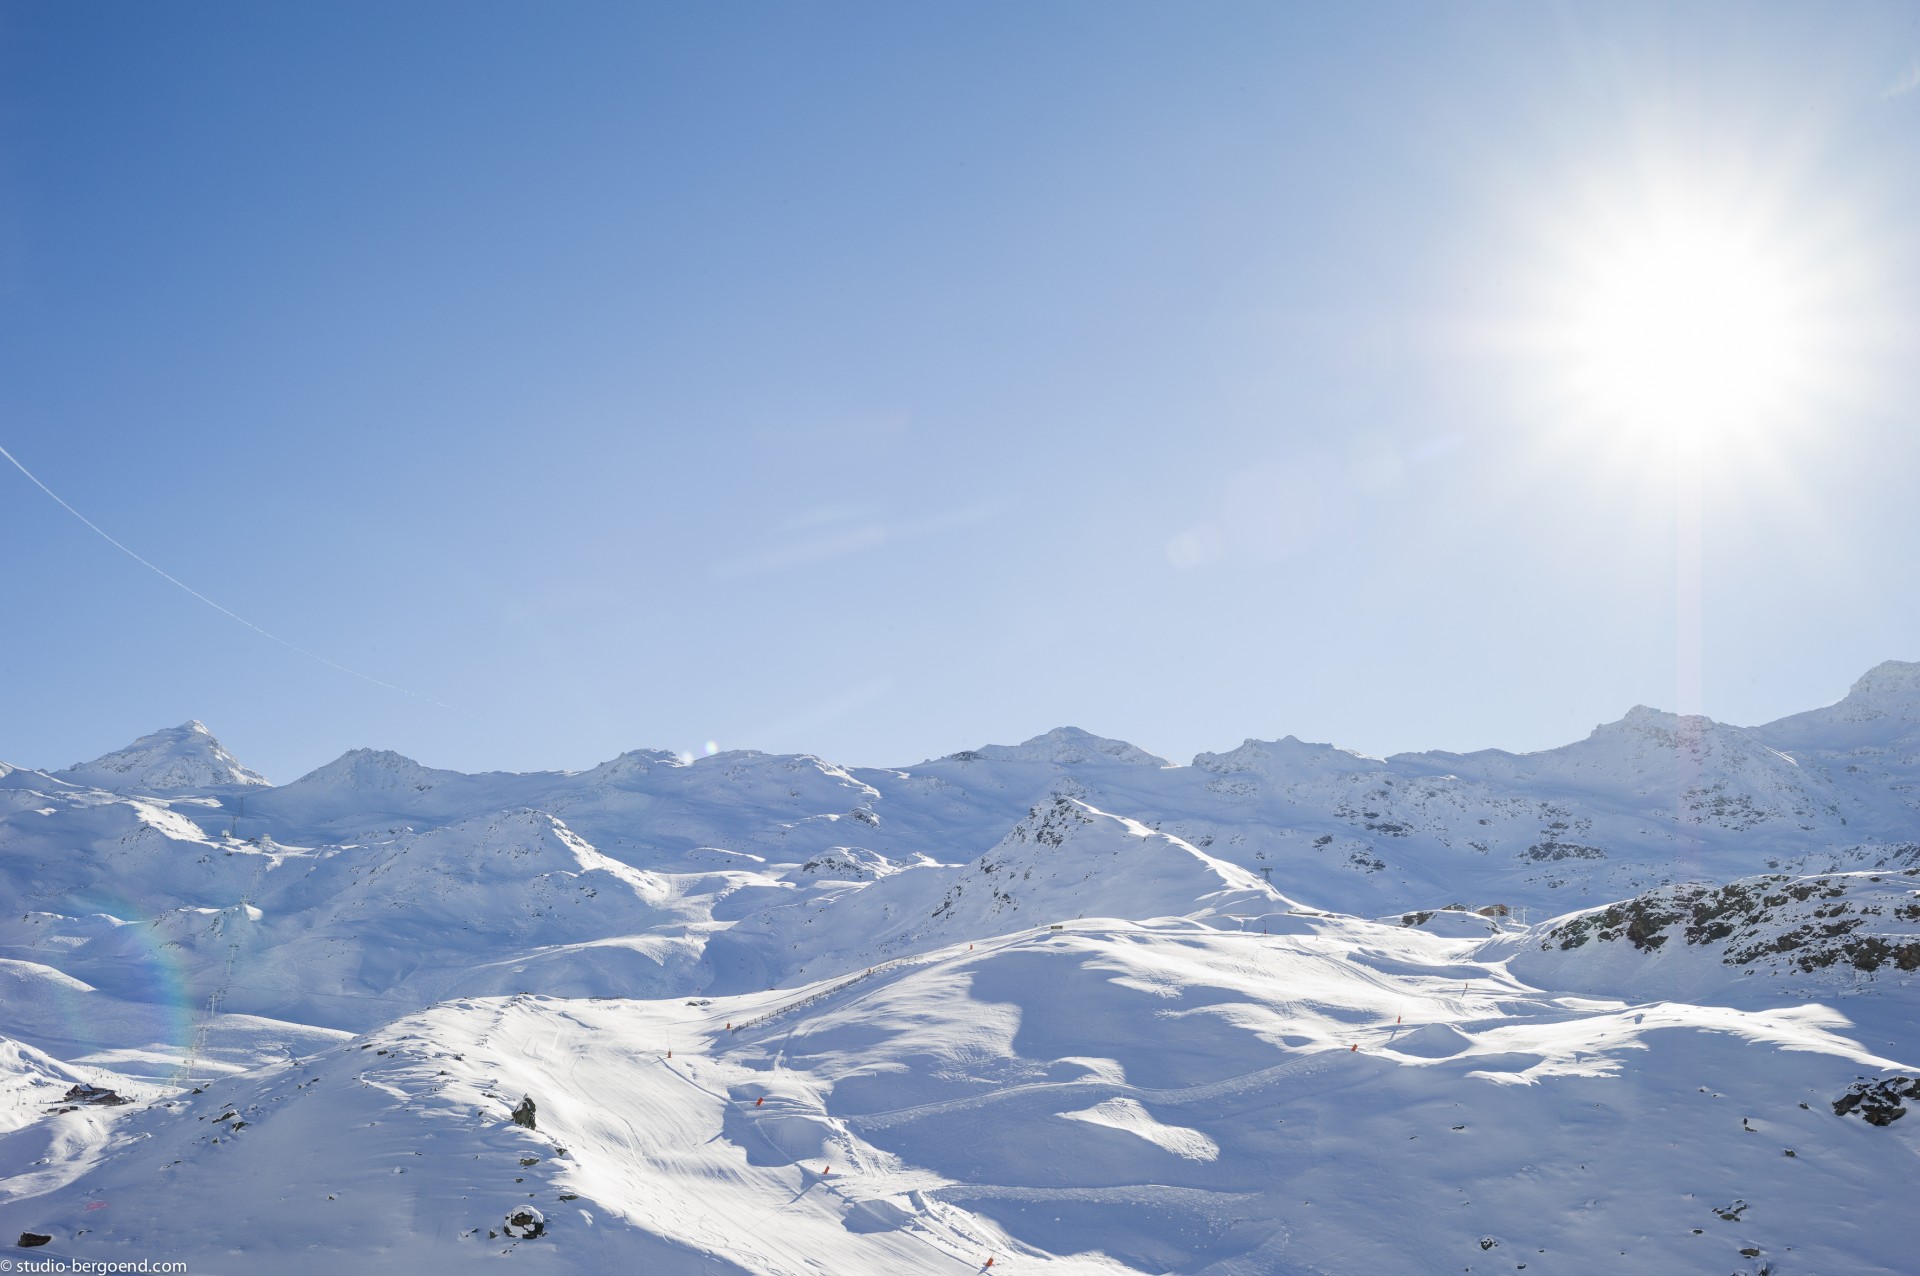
[845, 1048, 1343, 1132]
[482, 999, 996, 1276]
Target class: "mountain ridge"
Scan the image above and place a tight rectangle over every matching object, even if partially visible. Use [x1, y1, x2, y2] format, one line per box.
[24, 660, 1920, 802]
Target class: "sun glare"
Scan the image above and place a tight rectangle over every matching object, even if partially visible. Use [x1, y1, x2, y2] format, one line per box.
[1564, 215, 1807, 448]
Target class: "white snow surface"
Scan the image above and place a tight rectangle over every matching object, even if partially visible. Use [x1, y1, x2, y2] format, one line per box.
[3, 669, 1920, 1272]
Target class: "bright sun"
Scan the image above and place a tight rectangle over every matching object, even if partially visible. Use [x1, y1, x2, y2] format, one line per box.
[1563, 214, 1809, 447]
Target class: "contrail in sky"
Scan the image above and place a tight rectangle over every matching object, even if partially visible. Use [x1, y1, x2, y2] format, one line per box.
[1, 440, 453, 710]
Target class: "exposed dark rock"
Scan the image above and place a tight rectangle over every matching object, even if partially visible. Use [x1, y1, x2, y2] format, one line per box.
[511, 1096, 537, 1130]
[503, 1206, 546, 1239]
[1543, 872, 1920, 974]
[1521, 841, 1606, 862]
[1832, 1076, 1920, 1125]
[18, 1232, 52, 1247]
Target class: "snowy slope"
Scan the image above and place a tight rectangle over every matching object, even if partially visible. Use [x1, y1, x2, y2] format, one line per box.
[4, 923, 1915, 1274]
[4, 662, 1920, 1272]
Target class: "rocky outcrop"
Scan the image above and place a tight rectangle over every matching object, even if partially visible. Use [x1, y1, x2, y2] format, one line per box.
[1540, 869, 1920, 974]
[1832, 1076, 1920, 1126]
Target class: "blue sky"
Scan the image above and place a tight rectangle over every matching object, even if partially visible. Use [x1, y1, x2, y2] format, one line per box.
[4, 2, 1918, 782]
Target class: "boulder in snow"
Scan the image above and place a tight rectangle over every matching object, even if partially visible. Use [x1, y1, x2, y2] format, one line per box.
[503, 1206, 545, 1239]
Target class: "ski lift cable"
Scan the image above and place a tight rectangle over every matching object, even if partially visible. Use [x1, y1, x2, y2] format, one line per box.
[0, 440, 454, 710]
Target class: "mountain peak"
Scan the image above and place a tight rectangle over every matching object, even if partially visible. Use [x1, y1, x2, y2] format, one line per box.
[1587, 704, 1741, 747]
[1760, 659, 1920, 739]
[58, 721, 268, 791]
[1194, 735, 1385, 777]
[290, 747, 440, 790]
[946, 727, 1171, 768]
[582, 748, 683, 785]
[1844, 659, 1920, 708]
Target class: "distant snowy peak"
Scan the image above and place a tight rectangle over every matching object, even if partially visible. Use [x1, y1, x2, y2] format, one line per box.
[1617, 702, 1698, 730]
[1593, 704, 1732, 746]
[579, 748, 685, 786]
[945, 726, 1171, 768]
[697, 750, 881, 801]
[1566, 706, 1784, 769]
[1547, 704, 1807, 779]
[1846, 657, 1920, 700]
[57, 721, 267, 791]
[287, 747, 452, 792]
[1819, 659, 1920, 723]
[1195, 735, 1385, 778]
[1754, 660, 1920, 748]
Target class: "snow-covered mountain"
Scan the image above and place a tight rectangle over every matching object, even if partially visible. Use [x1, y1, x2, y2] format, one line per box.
[56, 720, 270, 791]
[3, 664, 1918, 1273]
